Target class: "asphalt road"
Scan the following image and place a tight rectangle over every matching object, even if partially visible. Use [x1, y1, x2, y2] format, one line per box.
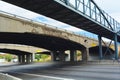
[0, 62, 120, 80]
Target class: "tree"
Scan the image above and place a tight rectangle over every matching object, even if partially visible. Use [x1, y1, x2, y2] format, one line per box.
[41, 54, 49, 61]
[5, 54, 13, 62]
[35, 54, 41, 61]
[0, 55, 4, 59]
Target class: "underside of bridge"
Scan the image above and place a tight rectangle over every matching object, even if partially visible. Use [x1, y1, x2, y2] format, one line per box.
[0, 49, 31, 55]
[89, 46, 115, 60]
[0, 32, 85, 51]
[36, 51, 51, 55]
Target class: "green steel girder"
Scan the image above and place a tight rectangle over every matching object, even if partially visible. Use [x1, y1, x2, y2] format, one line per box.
[60, 0, 120, 33]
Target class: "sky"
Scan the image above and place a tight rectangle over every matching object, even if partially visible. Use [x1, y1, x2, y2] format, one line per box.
[0, 0, 120, 41]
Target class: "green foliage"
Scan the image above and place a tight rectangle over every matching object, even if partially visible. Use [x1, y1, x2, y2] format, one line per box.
[0, 54, 14, 62]
[41, 54, 49, 61]
[35, 54, 49, 62]
[77, 51, 81, 56]
[35, 54, 41, 61]
[5, 54, 13, 62]
[0, 55, 4, 59]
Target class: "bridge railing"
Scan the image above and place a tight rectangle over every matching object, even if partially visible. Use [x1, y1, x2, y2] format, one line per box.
[0, 10, 93, 39]
[0, 10, 72, 33]
[59, 0, 120, 33]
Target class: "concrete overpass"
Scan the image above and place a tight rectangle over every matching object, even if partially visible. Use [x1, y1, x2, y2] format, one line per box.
[0, 43, 115, 63]
[0, 11, 116, 63]
[0, 44, 48, 53]
[0, 44, 49, 63]
[0, 48, 33, 63]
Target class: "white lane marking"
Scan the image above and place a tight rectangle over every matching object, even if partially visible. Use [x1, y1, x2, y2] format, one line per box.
[17, 72, 75, 80]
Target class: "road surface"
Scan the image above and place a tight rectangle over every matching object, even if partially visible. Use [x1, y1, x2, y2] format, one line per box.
[0, 62, 120, 80]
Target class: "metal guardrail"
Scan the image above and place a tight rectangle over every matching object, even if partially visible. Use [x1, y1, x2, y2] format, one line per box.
[0, 73, 22, 80]
[59, 0, 120, 33]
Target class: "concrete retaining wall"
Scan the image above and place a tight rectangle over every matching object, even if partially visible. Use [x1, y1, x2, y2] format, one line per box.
[0, 73, 22, 80]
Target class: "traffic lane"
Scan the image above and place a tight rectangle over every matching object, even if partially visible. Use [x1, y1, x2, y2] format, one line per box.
[0, 62, 85, 73]
[1, 63, 120, 80]
[4, 72, 74, 80]
[0, 62, 80, 80]
[3, 65, 120, 80]
[19, 66, 119, 80]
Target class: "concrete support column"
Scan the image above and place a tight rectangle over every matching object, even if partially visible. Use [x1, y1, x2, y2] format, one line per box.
[29, 53, 35, 63]
[98, 35, 103, 60]
[59, 51, 65, 62]
[32, 53, 35, 62]
[26, 54, 30, 63]
[51, 51, 57, 61]
[82, 48, 87, 62]
[22, 55, 25, 63]
[114, 33, 118, 60]
[86, 48, 89, 60]
[70, 50, 77, 61]
[18, 55, 22, 63]
[30, 54, 33, 62]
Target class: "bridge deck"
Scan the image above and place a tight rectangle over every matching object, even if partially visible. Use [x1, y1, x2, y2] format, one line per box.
[2, 0, 118, 41]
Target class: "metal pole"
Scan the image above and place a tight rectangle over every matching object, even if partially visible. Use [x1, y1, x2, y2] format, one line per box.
[114, 33, 118, 60]
[83, 0, 85, 13]
[95, 7, 97, 20]
[89, 0, 92, 17]
[75, 0, 78, 10]
[98, 35, 103, 60]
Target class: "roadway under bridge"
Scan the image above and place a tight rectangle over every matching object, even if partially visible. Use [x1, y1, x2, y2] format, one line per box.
[0, 43, 115, 63]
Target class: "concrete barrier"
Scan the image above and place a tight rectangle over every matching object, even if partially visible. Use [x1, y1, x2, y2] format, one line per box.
[0, 73, 22, 80]
[87, 60, 120, 64]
